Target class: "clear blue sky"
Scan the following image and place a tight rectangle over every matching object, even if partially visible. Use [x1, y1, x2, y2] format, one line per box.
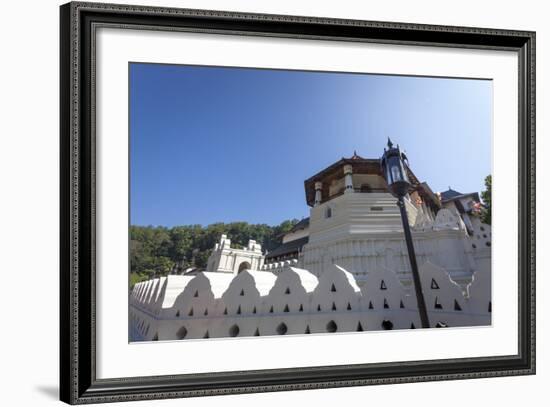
[130, 63, 492, 227]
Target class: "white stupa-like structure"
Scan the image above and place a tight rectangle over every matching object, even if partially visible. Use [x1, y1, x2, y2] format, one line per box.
[130, 150, 491, 341]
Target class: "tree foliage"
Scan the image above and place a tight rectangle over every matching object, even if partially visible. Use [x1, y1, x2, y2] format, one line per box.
[481, 175, 491, 225]
[129, 220, 299, 284]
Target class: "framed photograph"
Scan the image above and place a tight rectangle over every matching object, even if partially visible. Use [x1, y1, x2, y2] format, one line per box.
[60, 1, 535, 404]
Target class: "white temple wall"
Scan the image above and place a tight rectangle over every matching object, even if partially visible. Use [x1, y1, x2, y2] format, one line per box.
[360, 267, 420, 330]
[129, 305, 159, 341]
[308, 193, 404, 246]
[222, 271, 277, 318]
[310, 264, 361, 314]
[302, 232, 474, 285]
[258, 314, 310, 337]
[265, 267, 318, 314]
[424, 230, 475, 284]
[466, 266, 492, 317]
[286, 265, 364, 335]
[301, 192, 488, 286]
[307, 312, 364, 334]
[130, 213, 492, 340]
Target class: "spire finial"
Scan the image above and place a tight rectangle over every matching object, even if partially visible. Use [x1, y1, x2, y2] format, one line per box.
[387, 138, 394, 149]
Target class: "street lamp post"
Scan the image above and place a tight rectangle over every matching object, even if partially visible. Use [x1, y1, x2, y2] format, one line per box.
[381, 138, 430, 328]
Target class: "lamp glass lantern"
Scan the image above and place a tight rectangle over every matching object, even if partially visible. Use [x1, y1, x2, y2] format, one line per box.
[381, 139, 410, 198]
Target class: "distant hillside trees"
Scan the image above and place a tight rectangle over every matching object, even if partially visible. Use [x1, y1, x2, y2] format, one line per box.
[130, 220, 298, 286]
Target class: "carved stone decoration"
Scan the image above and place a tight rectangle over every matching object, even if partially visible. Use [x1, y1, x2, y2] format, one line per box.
[433, 208, 461, 231]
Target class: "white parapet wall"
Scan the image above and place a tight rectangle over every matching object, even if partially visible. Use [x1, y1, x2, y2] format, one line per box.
[130, 258, 491, 341]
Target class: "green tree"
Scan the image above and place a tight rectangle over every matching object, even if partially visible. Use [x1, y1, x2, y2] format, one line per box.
[194, 250, 212, 269]
[130, 225, 174, 278]
[169, 226, 194, 264]
[481, 175, 491, 225]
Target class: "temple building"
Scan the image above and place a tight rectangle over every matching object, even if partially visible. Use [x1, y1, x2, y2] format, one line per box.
[439, 187, 483, 235]
[263, 152, 441, 278]
[130, 147, 491, 341]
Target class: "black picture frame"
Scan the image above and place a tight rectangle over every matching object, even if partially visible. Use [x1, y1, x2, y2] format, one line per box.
[60, 1, 536, 404]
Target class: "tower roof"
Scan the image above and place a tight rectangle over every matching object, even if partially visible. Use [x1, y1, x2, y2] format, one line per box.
[303, 153, 422, 207]
[439, 188, 480, 204]
[440, 188, 463, 201]
[265, 236, 309, 261]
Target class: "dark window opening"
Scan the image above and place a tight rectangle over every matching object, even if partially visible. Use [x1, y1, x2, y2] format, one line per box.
[380, 280, 387, 290]
[381, 320, 394, 330]
[431, 278, 440, 289]
[284, 304, 290, 312]
[330, 283, 337, 292]
[383, 298, 389, 309]
[277, 323, 288, 335]
[357, 322, 364, 331]
[434, 297, 443, 309]
[176, 326, 188, 340]
[229, 324, 240, 337]
[326, 320, 338, 333]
